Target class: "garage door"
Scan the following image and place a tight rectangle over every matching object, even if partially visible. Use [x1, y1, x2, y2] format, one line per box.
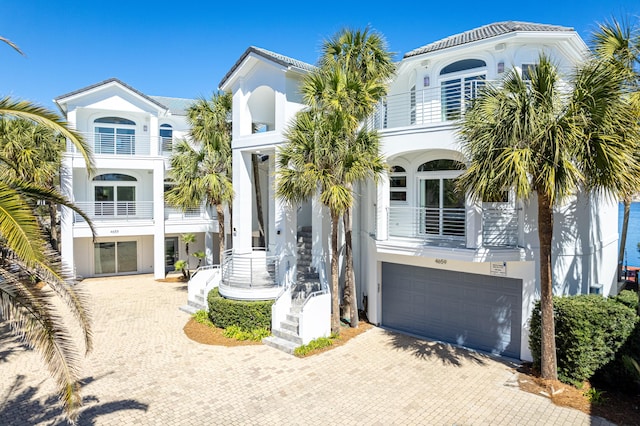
[381, 262, 522, 358]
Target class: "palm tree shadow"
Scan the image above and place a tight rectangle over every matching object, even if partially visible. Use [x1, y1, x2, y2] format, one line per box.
[384, 329, 489, 367]
[0, 373, 148, 425]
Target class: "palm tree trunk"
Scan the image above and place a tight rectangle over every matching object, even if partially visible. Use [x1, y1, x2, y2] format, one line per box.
[252, 155, 266, 248]
[330, 209, 341, 335]
[216, 204, 225, 265]
[537, 193, 557, 380]
[49, 201, 59, 253]
[618, 196, 631, 282]
[343, 208, 358, 328]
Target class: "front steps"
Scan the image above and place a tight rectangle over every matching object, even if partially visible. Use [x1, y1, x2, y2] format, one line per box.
[179, 287, 207, 314]
[263, 226, 320, 354]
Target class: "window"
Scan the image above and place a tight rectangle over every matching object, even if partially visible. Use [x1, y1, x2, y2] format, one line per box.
[389, 165, 407, 202]
[94, 117, 136, 155]
[522, 64, 536, 81]
[160, 124, 173, 153]
[94, 241, 137, 274]
[439, 59, 486, 121]
[409, 86, 416, 125]
[93, 174, 137, 216]
[417, 160, 466, 237]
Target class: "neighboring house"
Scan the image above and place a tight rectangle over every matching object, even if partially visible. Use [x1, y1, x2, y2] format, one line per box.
[213, 22, 619, 358]
[56, 78, 221, 280]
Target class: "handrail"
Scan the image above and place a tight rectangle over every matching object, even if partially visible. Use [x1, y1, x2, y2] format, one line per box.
[220, 248, 281, 289]
[301, 258, 329, 309]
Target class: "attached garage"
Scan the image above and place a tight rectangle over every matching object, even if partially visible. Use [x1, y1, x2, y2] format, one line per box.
[381, 262, 522, 359]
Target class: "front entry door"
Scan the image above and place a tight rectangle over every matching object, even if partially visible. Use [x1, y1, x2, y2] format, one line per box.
[165, 237, 179, 273]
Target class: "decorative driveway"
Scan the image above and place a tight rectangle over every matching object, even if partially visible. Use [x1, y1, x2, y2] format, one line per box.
[0, 274, 613, 425]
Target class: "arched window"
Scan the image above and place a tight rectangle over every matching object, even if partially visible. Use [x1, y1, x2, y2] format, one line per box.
[440, 59, 487, 121]
[160, 124, 173, 153]
[390, 165, 407, 202]
[93, 174, 137, 216]
[94, 117, 136, 155]
[416, 159, 466, 238]
[417, 159, 465, 172]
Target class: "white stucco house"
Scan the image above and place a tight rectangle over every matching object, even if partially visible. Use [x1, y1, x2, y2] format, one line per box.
[55, 78, 221, 281]
[57, 21, 620, 360]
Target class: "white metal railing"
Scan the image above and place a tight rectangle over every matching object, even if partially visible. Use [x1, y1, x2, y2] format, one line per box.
[164, 206, 208, 220]
[67, 133, 181, 157]
[220, 248, 283, 289]
[388, 206, 466, 240]
[301, 258, 329, 309]
[73, 201, 154, 222]
[482, 206, 520, 248]
[367, 80, 495, 130]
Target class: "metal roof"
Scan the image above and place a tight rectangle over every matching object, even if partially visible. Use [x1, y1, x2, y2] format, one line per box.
[219, 46, 315, 89]
[404, 21, 575, 58]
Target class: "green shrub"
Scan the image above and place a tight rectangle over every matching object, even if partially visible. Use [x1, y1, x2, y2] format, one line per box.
[294, 335, 337, 357]
[593, 290, 640, 391]
[192, 309, 215, 328]
[529, 294, 637, 385]
[207, 287, 273, 330]
[222, 324, 270, 341]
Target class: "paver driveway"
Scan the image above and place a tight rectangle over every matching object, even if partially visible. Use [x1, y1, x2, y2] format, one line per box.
[0, 274, 613, 425]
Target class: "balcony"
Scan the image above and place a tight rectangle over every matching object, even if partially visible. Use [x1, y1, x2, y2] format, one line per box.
[218, 249, 289, 300]
[386, 205, 519, 249]
[164, 206, 208, 221]
[73, 201, 153, 223]
[367, 80, 494, 130]
[67, 133, 180, 157]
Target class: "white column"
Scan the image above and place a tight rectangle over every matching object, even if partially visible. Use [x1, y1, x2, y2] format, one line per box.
[148, 115, 159, 156]
[232, 149, 253, 253]
[376, 173, 390, 240]
[153, 160, 166, 279]
[60, 156, 76, 277]
[268, 155, 276, 253]
[205, 231, 214, 266]
[466, 195, 482, 249]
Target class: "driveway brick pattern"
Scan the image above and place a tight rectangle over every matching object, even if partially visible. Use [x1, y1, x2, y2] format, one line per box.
[0, 275, 613, 425]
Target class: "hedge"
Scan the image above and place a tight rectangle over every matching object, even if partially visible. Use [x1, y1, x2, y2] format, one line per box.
[593, 290, 640, 391]
[529, 294, 637, 385]
[207, 287, 274, 330]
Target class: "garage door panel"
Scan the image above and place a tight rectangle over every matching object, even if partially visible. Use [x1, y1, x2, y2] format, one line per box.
[381, 262, 522, 359]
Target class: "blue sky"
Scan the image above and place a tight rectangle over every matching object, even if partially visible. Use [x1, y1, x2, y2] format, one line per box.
[1, 0, 639, 111]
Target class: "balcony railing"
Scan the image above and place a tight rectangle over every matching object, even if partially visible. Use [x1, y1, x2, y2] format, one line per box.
[481, 206, 520, 248]
[367, 80, 495, 130]
[388, 206, 466, 241]
[386, 205, 520, 248]
[164, 206, 208, 221]
[73, 201, 154, 223]
[219, 248, 287, 300]
[67, 133, 181, 157]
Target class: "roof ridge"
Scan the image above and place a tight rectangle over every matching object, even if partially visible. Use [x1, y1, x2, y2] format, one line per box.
[403, 21, 575, 58]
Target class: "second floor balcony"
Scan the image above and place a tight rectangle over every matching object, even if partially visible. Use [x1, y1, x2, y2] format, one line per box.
[385, 205, 520, 249]
[68, 133, 181, 158]
[72, 201, 209, 224]
[367, 79, 492, 130]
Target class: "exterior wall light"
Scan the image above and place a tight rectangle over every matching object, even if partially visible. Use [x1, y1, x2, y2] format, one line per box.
[497, 62, 505, 74]
[423, 76, 430, 87]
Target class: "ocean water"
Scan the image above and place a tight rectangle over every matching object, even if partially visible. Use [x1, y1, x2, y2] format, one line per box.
[619, 202, 640, 268]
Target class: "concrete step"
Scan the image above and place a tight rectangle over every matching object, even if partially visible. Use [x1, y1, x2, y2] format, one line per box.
[263, 335, 298, 355]
[280, 319, 299, 333]
[179, 304, 199, 315]
[272, 328, 303, 345]
[285, 313, 300, 324]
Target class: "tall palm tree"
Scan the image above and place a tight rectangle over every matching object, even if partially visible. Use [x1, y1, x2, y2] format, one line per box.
[306, 27, 395, 327]
[457, 54, 639, 380]
[165, 93, 233, 264]
[1, 36, 96, 422]
[592, 17, 640, 292]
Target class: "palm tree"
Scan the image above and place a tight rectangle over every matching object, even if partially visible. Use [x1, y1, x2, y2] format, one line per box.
[166, 93, 233, 264]
[305, 27, 395, 327]
[277, 108, 351, 334]
[457, 54, 639, 380]
[0, 118, 68, 251]
[0, 36, 96, 422]
[592, 17, 640, 293]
